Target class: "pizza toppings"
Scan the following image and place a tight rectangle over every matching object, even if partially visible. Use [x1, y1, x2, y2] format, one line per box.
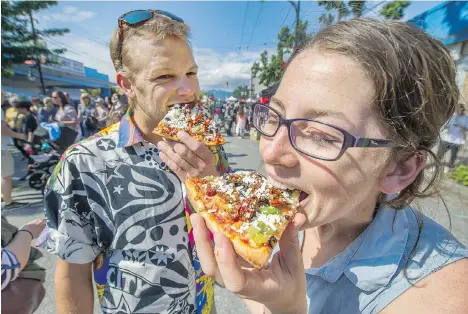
[153, 102, 225, 146]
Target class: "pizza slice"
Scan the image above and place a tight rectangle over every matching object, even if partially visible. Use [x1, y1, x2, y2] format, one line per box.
[153, 102, 225, 146]
[185, 171, 300, 269]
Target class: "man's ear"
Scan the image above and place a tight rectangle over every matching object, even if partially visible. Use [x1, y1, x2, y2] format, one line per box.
[116, 72, 134, 99]
[379, 151, 427, 194]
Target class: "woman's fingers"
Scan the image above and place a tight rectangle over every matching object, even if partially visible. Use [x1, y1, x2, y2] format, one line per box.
[213, 232, 250, 294]
[278, 213, 307, 275]
[190, 214, 224, 286]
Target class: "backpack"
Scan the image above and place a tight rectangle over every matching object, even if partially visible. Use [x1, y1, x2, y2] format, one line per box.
[85, 115, 98, 130]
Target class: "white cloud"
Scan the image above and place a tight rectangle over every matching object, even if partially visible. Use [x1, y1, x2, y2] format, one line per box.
[40, 6, 95, 22]
[45, 34, 274, 89]
[45, 35, 117, 82]
[194, 47, 275, 90]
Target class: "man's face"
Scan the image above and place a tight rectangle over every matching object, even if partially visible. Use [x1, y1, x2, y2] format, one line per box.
[126, 36, 199, 125]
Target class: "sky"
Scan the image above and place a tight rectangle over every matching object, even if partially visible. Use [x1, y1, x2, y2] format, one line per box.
[34, 0, 444, 90]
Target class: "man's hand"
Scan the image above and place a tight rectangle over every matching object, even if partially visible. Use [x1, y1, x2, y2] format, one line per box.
[158, 131, 219, 182]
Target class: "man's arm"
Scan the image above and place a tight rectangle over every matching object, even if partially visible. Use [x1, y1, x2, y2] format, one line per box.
[55, 260, 94, 314]
[1, 121, 26, 140]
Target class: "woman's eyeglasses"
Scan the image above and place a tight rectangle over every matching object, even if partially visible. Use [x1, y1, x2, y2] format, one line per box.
[252, 103, 393, 161]
[116, 10, 184, 68]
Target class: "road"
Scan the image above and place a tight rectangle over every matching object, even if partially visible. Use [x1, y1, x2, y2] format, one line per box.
[2, 134, 467, 314]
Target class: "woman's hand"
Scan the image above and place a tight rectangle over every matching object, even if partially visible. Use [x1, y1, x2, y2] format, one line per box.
[19, 218, 46, 239]
[191, 213, 308, 314]
[158, 131, 219, 182]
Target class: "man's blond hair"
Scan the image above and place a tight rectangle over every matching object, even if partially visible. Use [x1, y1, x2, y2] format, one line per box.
[109, 13, 190, 79]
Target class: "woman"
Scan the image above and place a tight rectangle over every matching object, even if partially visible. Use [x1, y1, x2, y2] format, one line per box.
[37, 96, 57, 123]
[78, 93, 96, 138]
[104, 96, 113, 111]
[52, 90, 81, 143]
[236, 105, 246, 139]
[191, 19, 468, 313]
[92, 98, 109, 131]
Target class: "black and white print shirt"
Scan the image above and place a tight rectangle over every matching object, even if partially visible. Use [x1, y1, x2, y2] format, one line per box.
[41, 120, 197, 314]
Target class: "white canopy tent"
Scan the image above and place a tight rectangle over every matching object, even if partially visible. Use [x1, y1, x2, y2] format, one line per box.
[227, 96, 237, 101]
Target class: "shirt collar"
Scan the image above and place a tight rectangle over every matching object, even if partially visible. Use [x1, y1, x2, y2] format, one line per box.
[117, 108, 145, 148]
[305, 204, 410, 292]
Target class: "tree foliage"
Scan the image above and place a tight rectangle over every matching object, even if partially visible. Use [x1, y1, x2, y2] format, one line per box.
[251, 20, 311, 88]
[379, 1, 410, 20]
[318, 1, 367, 27]
[233, 84, 250, 99]
[1, 1, 69, 76]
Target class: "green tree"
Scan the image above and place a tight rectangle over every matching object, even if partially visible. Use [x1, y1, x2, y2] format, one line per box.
[1, 1, 69, 77]
[251, 21, 310, 88]
[318, 1, 349, 24]
[233, 84, 250, 99]
[318, 1, 367, 28]
[379, 1, 410, 20]
[85, 88, 102, 97]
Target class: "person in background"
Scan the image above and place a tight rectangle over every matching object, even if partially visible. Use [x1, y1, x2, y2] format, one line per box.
[224, 101, 235, 136]
[235, 104, 246, 138]
[37, 97, 57, 124]
[30, 97, 42, 117]
[93, 98, 109, 131]
[1, 216, 46, 314]
[437, 105, 468, 169]
[78, 93, 96, 138]
[1, 102, 28, 210]
[104, 96, 113, 111]
[15, 101, 37, 180]
[52, 90, 82, 143]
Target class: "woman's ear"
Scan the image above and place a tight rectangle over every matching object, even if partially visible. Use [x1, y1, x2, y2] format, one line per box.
[379, 151, 427, 194]
[116, 72, 134, 99]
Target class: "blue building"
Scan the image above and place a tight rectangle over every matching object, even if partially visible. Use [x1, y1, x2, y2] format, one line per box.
[409, 1, 468, 105]
[1, 55, 116, 100]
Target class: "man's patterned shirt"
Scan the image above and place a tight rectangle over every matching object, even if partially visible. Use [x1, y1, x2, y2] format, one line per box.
[40, 111, 230, 313]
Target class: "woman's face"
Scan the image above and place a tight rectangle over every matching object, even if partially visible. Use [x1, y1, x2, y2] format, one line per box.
[259, 50, 392, 229]
[52, 92, 62, 106]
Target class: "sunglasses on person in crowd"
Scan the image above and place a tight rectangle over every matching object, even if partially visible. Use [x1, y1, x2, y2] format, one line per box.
[116, 10, 184, 67]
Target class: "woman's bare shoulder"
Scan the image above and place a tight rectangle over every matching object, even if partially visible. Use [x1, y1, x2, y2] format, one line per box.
[380, 258, 468, 313]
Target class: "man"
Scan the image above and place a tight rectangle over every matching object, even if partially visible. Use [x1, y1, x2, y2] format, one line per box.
[16, 101, 37, 146]
[40, 10, 229, 314]
[438, 105, 468, 168]
[1, 101, 28, 210]
[30, 96, 42, 116]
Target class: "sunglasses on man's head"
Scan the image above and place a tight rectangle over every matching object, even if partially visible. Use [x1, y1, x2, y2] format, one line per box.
[116, 9, 184, 68]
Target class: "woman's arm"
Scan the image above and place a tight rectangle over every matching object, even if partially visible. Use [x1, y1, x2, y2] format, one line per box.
[380, 259, 468, 313]
[1, 218, 46, 289]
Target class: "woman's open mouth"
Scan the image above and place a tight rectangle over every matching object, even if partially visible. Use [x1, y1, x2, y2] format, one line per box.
[299, 191, 309, 207]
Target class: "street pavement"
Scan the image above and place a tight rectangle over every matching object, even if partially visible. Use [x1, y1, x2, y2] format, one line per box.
[2, 134, 467, 314]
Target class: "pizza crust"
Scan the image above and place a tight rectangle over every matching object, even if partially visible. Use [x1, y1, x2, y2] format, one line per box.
[186, 181, 272, 269]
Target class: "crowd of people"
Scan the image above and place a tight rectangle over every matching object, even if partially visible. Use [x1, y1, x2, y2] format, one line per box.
[1, 10, 468, 314]
[205, 98, 255, 138]
[1, 90, 128, 211]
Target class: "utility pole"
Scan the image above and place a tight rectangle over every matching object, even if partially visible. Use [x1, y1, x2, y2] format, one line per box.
[28, 10, 46, 95]
[288, 1, 301, 48]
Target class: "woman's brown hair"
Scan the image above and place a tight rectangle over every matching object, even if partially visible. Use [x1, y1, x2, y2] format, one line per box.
[288, 18, 459, 210]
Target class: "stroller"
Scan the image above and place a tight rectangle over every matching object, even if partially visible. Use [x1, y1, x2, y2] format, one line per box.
[27, 124, 78, 191]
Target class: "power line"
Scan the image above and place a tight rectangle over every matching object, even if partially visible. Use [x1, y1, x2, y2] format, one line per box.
[238, 1, 250, 51]
[46, 37, 113, 67]
[274, 5, 294, 47]
[247, 1, 265, 50]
